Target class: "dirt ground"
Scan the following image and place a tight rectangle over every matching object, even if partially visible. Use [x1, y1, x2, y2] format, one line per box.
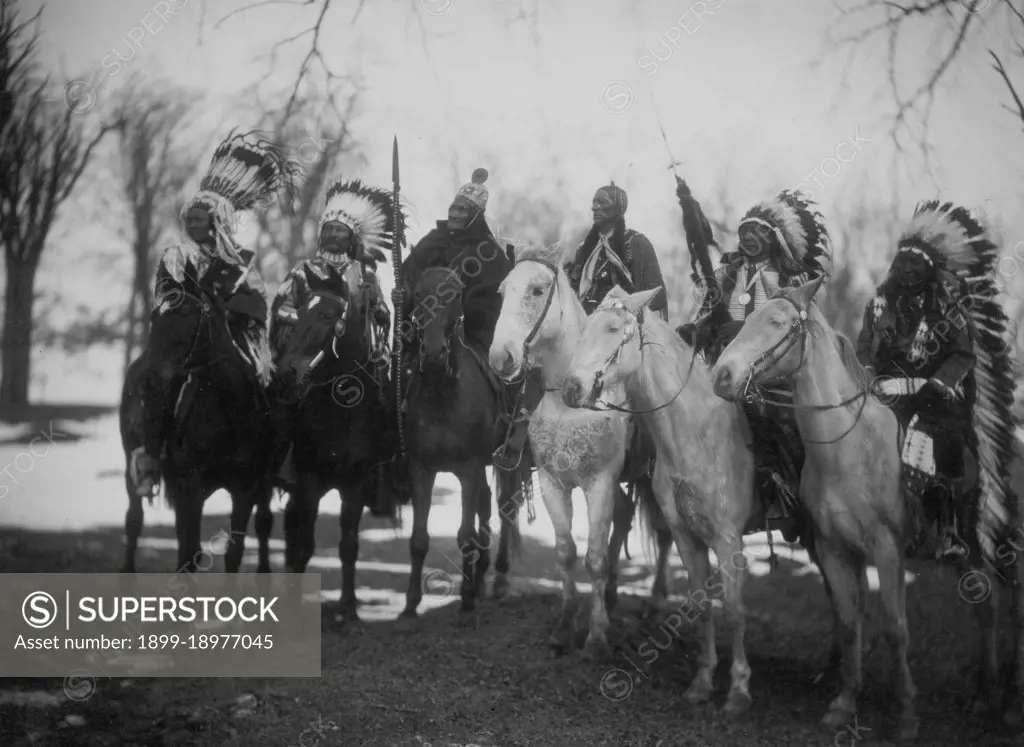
[2, 515, 1024, 747]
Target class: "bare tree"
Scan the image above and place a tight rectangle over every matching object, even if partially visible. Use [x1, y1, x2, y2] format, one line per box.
[0, 3, 118, 412]
[111, 77, 201, 375]
[245, 83, 362, 285]
[829, 0, 1024, 160]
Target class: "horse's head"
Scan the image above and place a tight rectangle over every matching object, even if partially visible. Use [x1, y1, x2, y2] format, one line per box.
[302, 262, 352, 342]
[562, 285, 661, 409]
[490, 244, 564, 381]
[712, 274, 825, 402]
[149, 262, 227, 375]
[413, 265, 464, 369]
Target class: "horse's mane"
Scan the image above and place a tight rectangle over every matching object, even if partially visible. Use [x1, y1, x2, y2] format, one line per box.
[799, 297, 872, 392]
[514, 240, 563, 268]
[636, 306, 703, 389]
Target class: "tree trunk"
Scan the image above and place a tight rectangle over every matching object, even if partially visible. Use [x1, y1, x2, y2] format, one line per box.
[0, 254, 40, 411]
[122, 285, 138, 378]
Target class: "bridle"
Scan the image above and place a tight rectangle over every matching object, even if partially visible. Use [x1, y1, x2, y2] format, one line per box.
[157, 285, 230, 375]
[514, 256, 564, 378]
[738, 294, 870, 445]
[580, 298, 698, 416]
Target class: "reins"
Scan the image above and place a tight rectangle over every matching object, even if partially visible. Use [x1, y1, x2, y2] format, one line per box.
[582, 299, 699, 416]
[740, 294, 870, 445]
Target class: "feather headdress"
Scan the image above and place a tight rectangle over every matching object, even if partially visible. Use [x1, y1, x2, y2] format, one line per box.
[897, 201, 1017, 566]
[319, 179, 408, 263]
[736, 189, 833, 277]
[179, 129, 302, 241]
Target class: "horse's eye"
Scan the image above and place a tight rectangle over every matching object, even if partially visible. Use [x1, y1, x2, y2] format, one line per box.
[531, 286, 544, 297]
[770, 317, 785, 328]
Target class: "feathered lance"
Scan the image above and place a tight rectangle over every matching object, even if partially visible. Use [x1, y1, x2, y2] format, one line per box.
[648, 98, 731, 330]
[391, 136, 406, 459]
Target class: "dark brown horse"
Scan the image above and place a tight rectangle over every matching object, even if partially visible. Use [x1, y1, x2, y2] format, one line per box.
[397, 265, 528, 629]
[120, 261, 275, 574]
[280, 260, 408, 622]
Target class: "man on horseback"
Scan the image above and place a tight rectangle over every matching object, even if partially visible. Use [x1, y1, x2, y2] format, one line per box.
[855, 202, 1016, 562]
[129, 131, 299, 499]
[677, 188, 833, 534]
[269, 179, 399, 495]
[562, 183, 669, 480]
[565, 183, 668, 320]
[391, 169, 535, 471]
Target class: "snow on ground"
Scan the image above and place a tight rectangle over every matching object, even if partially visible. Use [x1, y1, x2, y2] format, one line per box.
[2, 345, 933, 623]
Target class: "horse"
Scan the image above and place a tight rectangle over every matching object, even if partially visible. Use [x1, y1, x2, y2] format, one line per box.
[488, 242, 674, 656]
[397, 264, 528, 630]
[123, 260, 275, 574]
[560, 284, 759, 716]
[280, 260, 408, 622]
[710, 274, 1021, 740]
[119, 355, 151, 573]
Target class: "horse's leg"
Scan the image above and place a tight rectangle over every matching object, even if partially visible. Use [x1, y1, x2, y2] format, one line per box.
[337, 483, 365, 623]
[714, 532, 752, 718]
[969, 572, 1000, 715]
[122, 474, 144, 573]
[493, 473, 516, 600]
[539, 468, 578, 652]
[677, 532, 716, 706]
[451, 463, 486, 629]
[252, 483, 274, 574]
[816, 538, 865, 732]
[581, 473, 616, 659]
[806, 540, 843, 681]
[647, 508, 675, 619]
[398, 461, 437, 630]
[283, 476, 323, 573]
[473, 469, 492, 602]
[224, 488, 256, 574]
[605, 483, 634, 615]
[173, 484, 204, 573]
[874, 534, 918, 741]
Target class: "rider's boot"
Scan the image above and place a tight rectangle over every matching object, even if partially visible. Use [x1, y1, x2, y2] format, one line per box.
[493, 370, 544, 472]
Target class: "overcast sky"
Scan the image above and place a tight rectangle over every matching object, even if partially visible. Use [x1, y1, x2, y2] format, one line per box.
[25, 0, 1024, 295]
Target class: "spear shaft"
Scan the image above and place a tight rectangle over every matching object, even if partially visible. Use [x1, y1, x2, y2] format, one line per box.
[391, 136, 406, 458]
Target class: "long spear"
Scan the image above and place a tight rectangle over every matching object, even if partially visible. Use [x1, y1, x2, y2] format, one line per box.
[390, 136, 406, 459]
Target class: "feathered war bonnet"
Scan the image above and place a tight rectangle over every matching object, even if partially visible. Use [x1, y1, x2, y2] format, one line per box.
[894, 201, 996, 280]
[893, 201, 1017, 566]
[735, 189, 833, 277]
[318, 179, 408, 265]
[179, 129, 301, 255]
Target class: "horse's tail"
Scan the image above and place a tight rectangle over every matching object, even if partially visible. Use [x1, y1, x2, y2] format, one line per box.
[632, 474, 663, 566]
[496, 466, 525, 560]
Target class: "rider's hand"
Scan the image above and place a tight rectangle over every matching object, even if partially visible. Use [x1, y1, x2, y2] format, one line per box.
[390, 287, 405, 307]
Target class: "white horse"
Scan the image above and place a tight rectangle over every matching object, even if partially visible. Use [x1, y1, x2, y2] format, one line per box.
[488, 242, 673, 655]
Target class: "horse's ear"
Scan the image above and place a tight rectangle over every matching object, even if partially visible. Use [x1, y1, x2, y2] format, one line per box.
[623, 286, 663, 314]
[789, 275, 825, 309]
[605, 285, 630, 302]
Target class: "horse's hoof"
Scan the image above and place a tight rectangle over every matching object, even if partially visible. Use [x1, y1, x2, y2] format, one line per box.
[896, 712, 919, 742]
[581, 636, 611, 662]
[683, 680, 713, 705]
[723, 691, 752, 718]
[821, 707, 855, 731]
[457, 609, 479, 629]
[395, 611, 418, 633]
[493, 574, 510, 600]
[548, 627, 573, 654]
